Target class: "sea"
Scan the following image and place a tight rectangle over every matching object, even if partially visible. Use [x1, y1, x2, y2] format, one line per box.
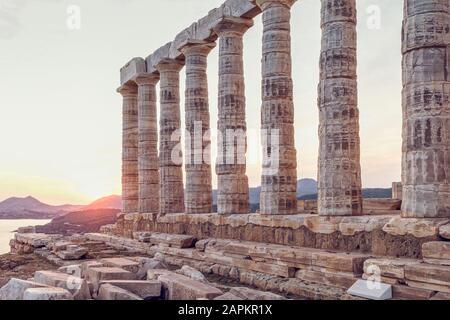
[0, 219, 51, 255]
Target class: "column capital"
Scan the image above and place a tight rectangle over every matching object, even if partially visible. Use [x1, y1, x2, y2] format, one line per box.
[256, 0, 296, 10]
[213, 16, 253, 37]
[154, 58, 184, 73]
[117, 83, 138, 97]
[179, 40, 216, 56]
[134, 73, 159, 86]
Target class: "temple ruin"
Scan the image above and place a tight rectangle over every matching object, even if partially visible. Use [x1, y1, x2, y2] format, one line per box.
[11, 0, 442, 300]
[104, 0, 450, 300]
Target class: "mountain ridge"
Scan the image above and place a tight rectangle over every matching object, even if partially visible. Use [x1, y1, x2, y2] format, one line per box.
[0, 178, 393, 219]
[0, 195, 120, 219]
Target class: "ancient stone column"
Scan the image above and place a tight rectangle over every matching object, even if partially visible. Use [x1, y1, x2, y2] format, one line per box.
[401, 0, 450, 218]
[180, 40, 216, 214]
[317, 0, 362, 216]
[392, 182, 403, 200]
[117, 84, 139, 214]
[155, 59, 185, 215]
[135, 74, 160, 214]
[256, 0, 297, 215]
[213, 17, 253, 215]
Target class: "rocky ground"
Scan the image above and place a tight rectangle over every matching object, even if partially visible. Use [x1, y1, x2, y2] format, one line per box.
[35, 209, 120, 235]
[0, 253, 56, 288]
[1, 233, 301, 300]
[4, 228, 449, 300]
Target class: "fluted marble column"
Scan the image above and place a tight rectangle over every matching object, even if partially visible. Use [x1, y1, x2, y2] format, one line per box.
[256, 0, 297, 215]
[317, 0, 362, 216]
[155, 59, 185, 215]
[180, 40, 216, 214]
[214, 17, 253, 215]
[135, 74, 160, 214]
[401, 0, 450, 218]
[117, 84, 139, 214]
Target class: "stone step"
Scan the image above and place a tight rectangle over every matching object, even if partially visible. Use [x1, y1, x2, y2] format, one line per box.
[422, 241, 450, 265]
[404, 263, 450, 293]
[148, 232, 196, 248]
[55, 245, 88, 261]
[152, 237, 372, 283]
[363, 258, 420, 280]
[229, 287, 286, 300]
[200, 238, 370, 274]
[15, 233, 60, 248]
[295, 268, 358, 289]
[391, 284, 435, 300]
[361, 258, 450, 299]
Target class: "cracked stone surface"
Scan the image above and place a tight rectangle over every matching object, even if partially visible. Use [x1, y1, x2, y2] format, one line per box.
[257, 0, 298, 215]
[180, 41, 215, 214]
[401, 0, 450, 218]
[135, 74, 160, 214]
[118, 84, 139, 214]
[317, 0, 362, 216]
[214, 17, 253, 215]
[155, 59, 185, 215]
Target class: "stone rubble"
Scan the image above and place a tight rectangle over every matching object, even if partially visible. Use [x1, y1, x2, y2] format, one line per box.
[23, 287, 73, 300]
[97, 283, 142, 300]
[33, 270, 91, 300]
[176, 265, 208, 283]
[0, 279, 49, 300]
[99, 280, 161, 299]
[5, 228, 450, 300]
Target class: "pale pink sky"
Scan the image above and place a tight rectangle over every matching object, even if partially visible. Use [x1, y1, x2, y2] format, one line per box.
[0, 0, 403, 205]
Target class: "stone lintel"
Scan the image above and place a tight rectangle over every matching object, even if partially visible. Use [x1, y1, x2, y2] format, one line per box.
[145, 42, 172, 74]
[120, 57, 146, 86]
[143, 0, 260, 74]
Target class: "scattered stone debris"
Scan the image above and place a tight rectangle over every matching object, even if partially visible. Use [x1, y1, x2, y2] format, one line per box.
[2, 228, 450, 300]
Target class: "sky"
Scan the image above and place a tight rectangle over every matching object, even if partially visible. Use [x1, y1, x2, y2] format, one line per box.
[0, 0, 403, 205]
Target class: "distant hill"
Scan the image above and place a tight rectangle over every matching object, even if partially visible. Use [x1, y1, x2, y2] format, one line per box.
[0, 196, 83, 219]
[0, 194, 121, 220]
[297, 188, 393, 200]
[36, 209, 121, 235]
[213, 178, 319, 205]
[84, 195, 122, 210]
[2, 180, 392, 219]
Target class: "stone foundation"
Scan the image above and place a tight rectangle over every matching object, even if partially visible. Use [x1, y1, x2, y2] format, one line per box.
[107, 213, 450, 259]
